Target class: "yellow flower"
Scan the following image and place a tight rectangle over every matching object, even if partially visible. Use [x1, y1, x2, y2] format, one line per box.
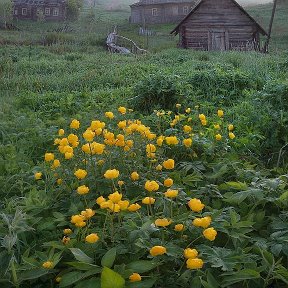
[165, 136, 179, 145]
[74, 169, 87, 180]
[58, 129, 65, 136]
[184, 248, 198, 259]
[163, 159, 175, 170]
[201, 119, 207, 126]
[174, 224, 184, 231]
[129, 272, 141, 282]
[34, 172, 42, 180]
[193, 216, 212, 228]
[131, 171, 139, 181]
[229, 132, 235, 139]
[55, 276, 61, 283]
[142, 197, 156, 205]
[70, 119, 80, 129]
[81, 208, 95, 219]
[188, 198, 205, 212]
[97, 159, 105, 166]
[108, 191, 122, 203]
[63, 228, 72, 235]
[77, 185, 90, 195]
[183, 138, 192, 148]
[163, 178, 173, 187]
[128, 203, 141, 212]
[183, 125, 192, 133]
[51, 159, 60, 169]
[203, 227, 217, 241]
[104, 169, 120, 179]
[217, 110, 224, 117]
[83, 130, 95, 142]
[90, 120, 105, 130]
[42, 261, 53, 269]
[186, 258, 203, 269]
[144, 180, 159, 192]
[108, 202, 121, 213]
[67, 134, 78, 145]
[118, 106, 127, 114]
[118, 120, 127, 129]
[119, 200, 130, 210]
[214, 124, 220, 129]
[156, 164, 162, 171]
[215, 134, 222, 141]
[56, 178, 62, 185]
[62, 236, 70, 245]
[228, 124, 234, 131]
[156, 136, 165, 146]
[164, 189, 178, 198]
[150, 246, 167, 257]
[118, 180, 124, 186]
[146, 144, 156, 153]
[96, 196, 106, 205]
[91, 142, 105, 155]
[71, 214, 85, 224]
[155, 218, 172, 227]
[85, 233, 99, 243]
[64, 152, 74, 159]
[198, 114, 206, 121]
[176, 103, 181, 108]
[44, 153, 54, 162]
[105, 111, 114, 119]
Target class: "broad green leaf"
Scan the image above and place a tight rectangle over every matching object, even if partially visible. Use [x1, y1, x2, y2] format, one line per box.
[261, 249, 275, 266]
[219, 181, 248, 191]
[221, 269, 260, 287]
[101, 247, 117, 268]
[69, 248, 93, 264]
[126, 278, 157, 288]
[19, 268, 50, 281]
[65, 261, 101, 271]
[101, 266, 125, 288]
[74, 277, 101, 288]
[59, 271, 84, 287]
[207, 271, 220, 288]
[279, 190, 288, 202]
[126, 260, 159, 273]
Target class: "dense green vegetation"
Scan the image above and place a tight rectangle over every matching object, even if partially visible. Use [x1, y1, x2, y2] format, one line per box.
[0, 1, 288, 287]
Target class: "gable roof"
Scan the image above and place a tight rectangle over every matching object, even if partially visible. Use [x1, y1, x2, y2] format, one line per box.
[130, 0, 194, 7]
[170, 0, 268, 35]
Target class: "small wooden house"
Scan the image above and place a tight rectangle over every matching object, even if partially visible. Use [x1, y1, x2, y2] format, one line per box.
[13, 0, 67, 21]
[171, 0, 268, 51]
[130, 0, 197, 24]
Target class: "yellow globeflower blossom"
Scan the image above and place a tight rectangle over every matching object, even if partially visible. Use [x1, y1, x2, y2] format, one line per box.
[185, 108, 191, 113]
[118, 106, 127, 114]
[165, 136, 179, 145]
[118, 180, 124, 186]
[198, 114, 206, 121]
[164, 178, 173, 187]
[97, 159, 105, 166]
[108, 191, 122, 203]
[118, 120, 127, 129]
[42, 261, 53, 269]
[44, 153, 54, 162]
[85, 233, 99, 243]
[58, 129, 65, 136]
[70, 119, 80, 129]
[164, 189, 178, 198]
[128, 203, 141, 212]
[186, 258, 203, 269]
[156, 164, 162, 171]
[62, 236, 70, 245]
[131, 171, 139, 181]
[63, 228, 72, 235]
[155, 218, 172, 227]
[203, 227, 217, 241]
[146, 144, 156, 153]
[215, 134, 222, 141]
[51, 159, 60, 169]
[176, 103, 181, 108]
[228, 124, 234, 131]
[183, 125, 192, 133]
[156, 136, 165, 146]
[119, 200, 130, 210]
[129, 273, 141, 282]
[55, 277, 61, 283]
[67, 133, 78, 144]
[34, 172, 42, 180]
[83, 130, 95, 142]
[174, 224, 184, 232]
[229, 132, 235, 139]
[184, 248, 198, 259]
[163, 159, 175, 170]
[150, 246, 167, 257]
[82, 143, 91, 154]
[193, 216, 212, 228]
[144, 180, 159, 192]
[105, 111, 114, 119]
[188, 198, 205, 212]
[81, 208, 95, 219]
[77, 185, 89, 195]
[142, 197, 156, 205]
[96, 196, 106, 205]
[91, 142, 105, 155]
[56, 178, 62, 185]
[183, 138, 192, 148]
[217, 110, 224, 117]
[74, 169, 87, 180]
[90, 120, 105, 130]
[104, 169, 120, 179]
[64, 152, 74, 160]
[214, 124, 220, 129]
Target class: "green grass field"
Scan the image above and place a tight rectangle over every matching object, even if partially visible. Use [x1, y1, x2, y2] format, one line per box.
[0, 1, 288, 287]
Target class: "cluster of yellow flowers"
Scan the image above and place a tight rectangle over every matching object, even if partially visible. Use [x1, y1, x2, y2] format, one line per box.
[70, 208, 95, 228]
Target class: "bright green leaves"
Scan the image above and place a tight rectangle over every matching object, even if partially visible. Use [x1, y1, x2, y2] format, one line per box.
[69, 248, 93, 264]
[101, 267, 125, 288]
[101, 247, 117, 268]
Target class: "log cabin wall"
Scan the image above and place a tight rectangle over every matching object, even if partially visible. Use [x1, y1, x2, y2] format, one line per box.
[175, 0, 265, 51]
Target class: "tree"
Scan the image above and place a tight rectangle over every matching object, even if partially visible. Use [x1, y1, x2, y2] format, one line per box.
[67, 0, 84, 20]
[0, 0, 13, 28]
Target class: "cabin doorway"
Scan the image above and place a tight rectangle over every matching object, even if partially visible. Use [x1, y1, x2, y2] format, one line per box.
[208, 30, 229, 51]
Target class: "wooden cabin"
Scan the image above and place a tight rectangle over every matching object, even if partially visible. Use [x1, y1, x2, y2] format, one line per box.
[13, 0, 67, 21]
[171, 0, 268, 51]
[130, 0, 197, 24]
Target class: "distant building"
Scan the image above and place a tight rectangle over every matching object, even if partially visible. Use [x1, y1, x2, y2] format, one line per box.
[13, 0, 67, 21]
[171, 0, 267, 51]
[130, 0, 196, 24]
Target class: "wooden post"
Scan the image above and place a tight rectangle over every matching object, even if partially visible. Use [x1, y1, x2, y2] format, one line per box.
[263, 0, 278, 53]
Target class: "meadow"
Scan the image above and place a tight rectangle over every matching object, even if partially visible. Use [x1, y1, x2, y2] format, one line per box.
[0, 1, 288, 287]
